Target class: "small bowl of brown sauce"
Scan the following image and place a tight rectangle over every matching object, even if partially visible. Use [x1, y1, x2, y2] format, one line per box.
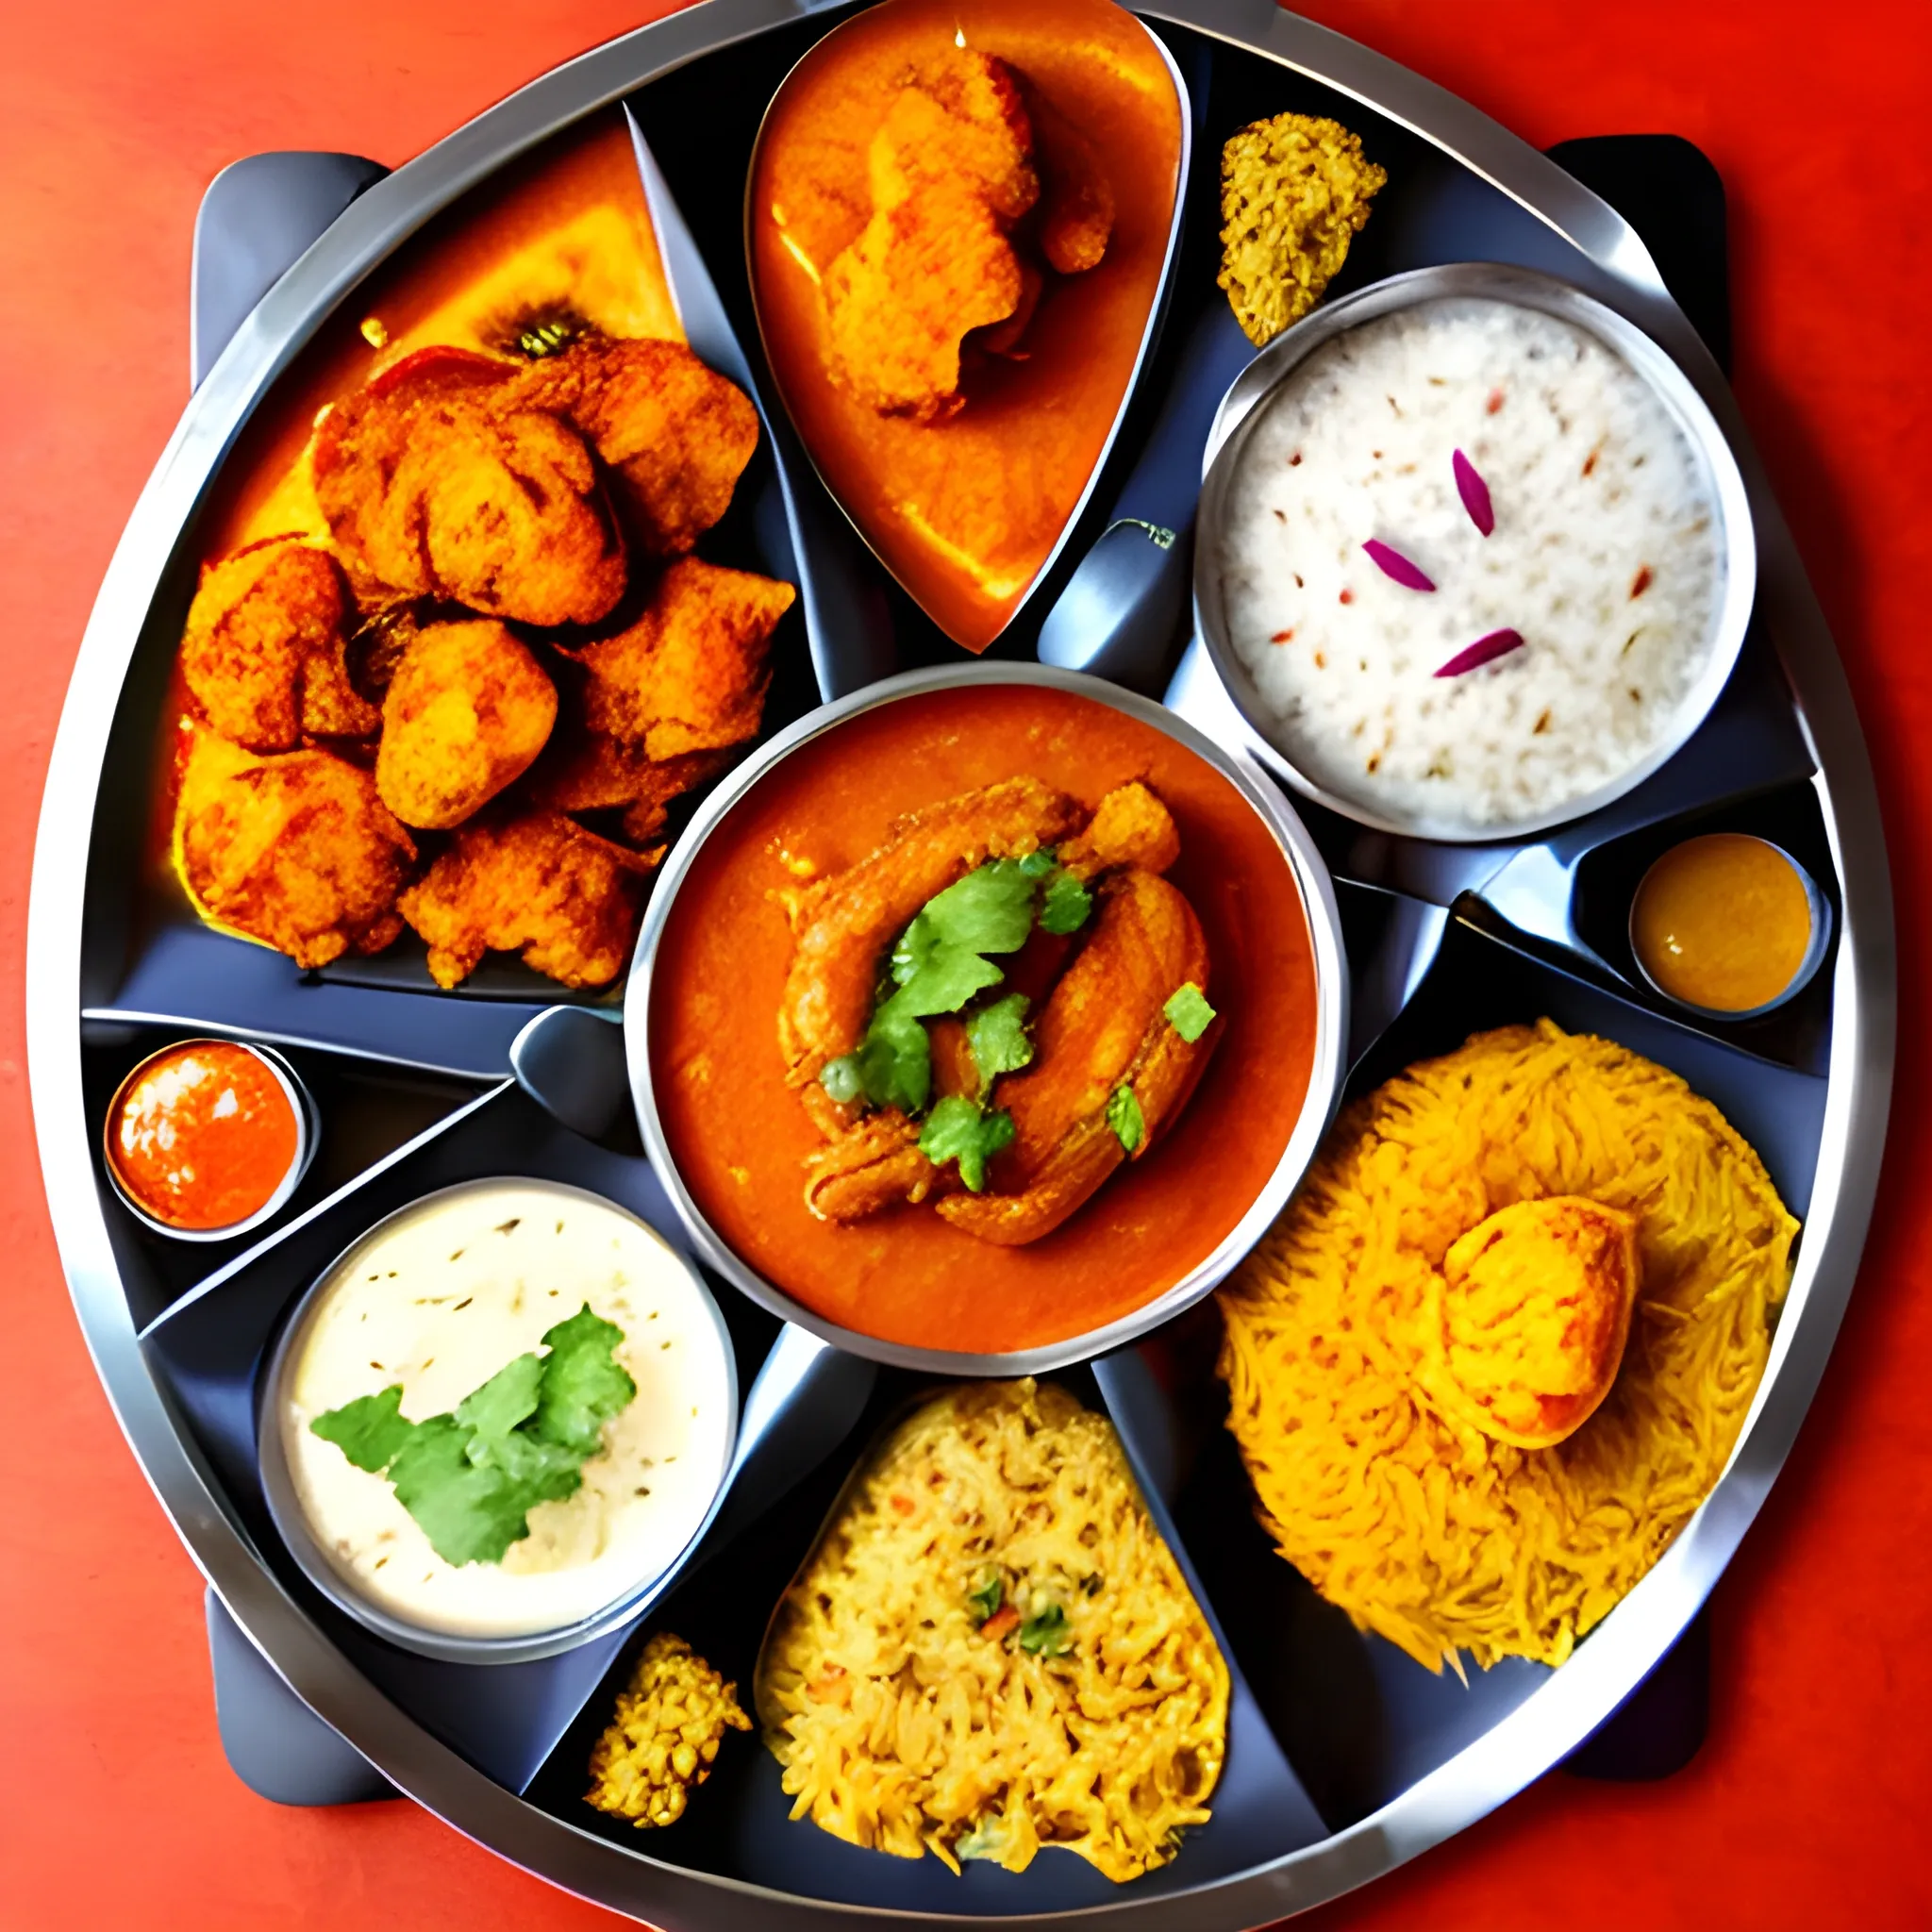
[103, 1039, 315, 1241]
[1628, 832, 1832, 1023]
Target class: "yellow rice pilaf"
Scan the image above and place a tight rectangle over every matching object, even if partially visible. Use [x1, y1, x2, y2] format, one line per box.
[1219, 1021, 1796, 1674]
[755, 1380, 1228, 1882]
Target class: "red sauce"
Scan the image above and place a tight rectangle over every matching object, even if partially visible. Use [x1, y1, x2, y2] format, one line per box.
[650, 685, 1322, 1355]
[107, 1041, 302, 1231]
[749, 0, 1183, 650]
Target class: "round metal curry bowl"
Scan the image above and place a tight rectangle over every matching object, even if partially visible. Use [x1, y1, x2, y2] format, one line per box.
[1193, 261, 1759, 844]
[258, 1176, 741, 1668]
[626, 661, 1350, 1376]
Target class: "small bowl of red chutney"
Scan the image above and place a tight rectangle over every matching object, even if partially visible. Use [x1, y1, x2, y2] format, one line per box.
[102, 1038, 316, 1242]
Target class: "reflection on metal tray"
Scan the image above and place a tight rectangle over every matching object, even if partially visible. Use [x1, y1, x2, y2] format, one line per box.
[25, 1, 1893, 1928]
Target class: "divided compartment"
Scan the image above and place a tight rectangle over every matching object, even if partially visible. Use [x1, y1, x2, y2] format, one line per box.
[139, 1078, 882, 1792]
[1103, 913, 1826, 1832]
[80, 91, 827, 1078]
[83, 1020, 489, 1328]
[526, 1360, 1328, 1913]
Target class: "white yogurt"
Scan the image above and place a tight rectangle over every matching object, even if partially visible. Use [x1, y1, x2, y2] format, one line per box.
[1216, 296, 1724, 835]
[282, 1180, 734, 1639]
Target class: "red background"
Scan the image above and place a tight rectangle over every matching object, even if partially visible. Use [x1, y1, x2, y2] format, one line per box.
[3, 2, 1928, 1926]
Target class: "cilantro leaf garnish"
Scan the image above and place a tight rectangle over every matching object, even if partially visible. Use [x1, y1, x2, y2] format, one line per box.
[918, 858, 1040, 955]
[853, 991, 932, 1114]
[309, 1384, 416, 1473]
[965, 992, 1033, 1088]
[1106, 1085, 1145, 1155]
[309, 1302, 637, 1568]
[1017, 1600, 1072, 1656]
[388, 1414, 576, 1569]
[1163, 981, 1217, 1043]
[828, 856, 1059, 1114]
[532, 1305, 638, 1456]
[1039, 869, 1092, 936]
[967, 1568, 1005, 1624]
[918, 1094, 1016, 1192]
[890, 917, 1006, 1016]
[453, 1351, 544, 1441]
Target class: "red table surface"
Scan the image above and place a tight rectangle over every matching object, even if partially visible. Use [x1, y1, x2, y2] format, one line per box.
[4, 1, 1929, 1925]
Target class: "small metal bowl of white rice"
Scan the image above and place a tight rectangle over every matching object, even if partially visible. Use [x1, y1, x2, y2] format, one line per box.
[1194, 263, 1756, 843]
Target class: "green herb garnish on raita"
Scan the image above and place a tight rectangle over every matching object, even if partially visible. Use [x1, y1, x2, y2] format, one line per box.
[310, 1304, 637, 1567]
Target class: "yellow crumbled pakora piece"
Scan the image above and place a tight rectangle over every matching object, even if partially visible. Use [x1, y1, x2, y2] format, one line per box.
[1218, 113, 1387, 347]
[585, 1632, 752, 1829]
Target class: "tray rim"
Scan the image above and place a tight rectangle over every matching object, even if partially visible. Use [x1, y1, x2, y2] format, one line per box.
[25, 0, 1897, 1926]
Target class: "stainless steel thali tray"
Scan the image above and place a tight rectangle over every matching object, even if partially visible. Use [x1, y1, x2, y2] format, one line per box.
[26, 1, 1895, 1926]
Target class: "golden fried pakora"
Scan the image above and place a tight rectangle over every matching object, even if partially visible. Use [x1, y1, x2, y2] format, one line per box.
[513, 337, 761, 558]
[375, 619, 558, 830]
[179, 537, 379, 751]
[527, 729, 734, 842]
[175, 727, 417, 969]
[571, 558, 793, 761]
[397, 808, 658, 989]
[313, 346, 627, 627]
[824, 51, 1040, 422]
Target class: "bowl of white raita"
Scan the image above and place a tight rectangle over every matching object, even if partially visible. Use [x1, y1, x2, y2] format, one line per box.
[1195, 263, 1756, 841]
[259, 1177, 738, 1663]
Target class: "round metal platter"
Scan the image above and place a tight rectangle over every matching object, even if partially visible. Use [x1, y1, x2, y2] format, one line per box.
[25, 1, 1895, 1927]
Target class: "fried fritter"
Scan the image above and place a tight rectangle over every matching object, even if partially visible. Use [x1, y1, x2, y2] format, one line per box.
[1218, 113, 1386, 348]
[571, 558, 792, 761]
[175, 727, 416, 969]
[179, 537, 379, 751]
[824, 51, 1041, 422]
[513, 337, 760, 558]
[527, 730, 733, 842]
[313, 346, 627, 627]
[375, 619, 558, 830]
[397, 809, 658, 989]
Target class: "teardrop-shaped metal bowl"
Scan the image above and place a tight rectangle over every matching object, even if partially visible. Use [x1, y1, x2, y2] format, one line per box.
[744, 0, 1192, 651]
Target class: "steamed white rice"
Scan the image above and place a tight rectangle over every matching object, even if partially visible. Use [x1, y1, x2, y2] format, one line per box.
[1216, 296, 1724, 834]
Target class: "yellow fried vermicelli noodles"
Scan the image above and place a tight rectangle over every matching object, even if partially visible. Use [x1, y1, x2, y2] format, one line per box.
[1219, 1022, 1796, 1675]
[754, 1380, 1229, 1882]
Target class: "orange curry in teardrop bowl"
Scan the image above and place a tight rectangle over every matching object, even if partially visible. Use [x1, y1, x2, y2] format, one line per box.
[747, 0, 1186, 649]
[644, 680, 1324, 1357]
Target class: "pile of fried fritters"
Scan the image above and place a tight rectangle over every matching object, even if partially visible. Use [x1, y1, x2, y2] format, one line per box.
[174, 334, 794, 989]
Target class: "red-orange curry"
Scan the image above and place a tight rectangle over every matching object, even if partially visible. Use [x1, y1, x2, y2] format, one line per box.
[749, 0, 1184, 650]
[650, 686, 1320, 1355]
[107, 1041, 301, 1231]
